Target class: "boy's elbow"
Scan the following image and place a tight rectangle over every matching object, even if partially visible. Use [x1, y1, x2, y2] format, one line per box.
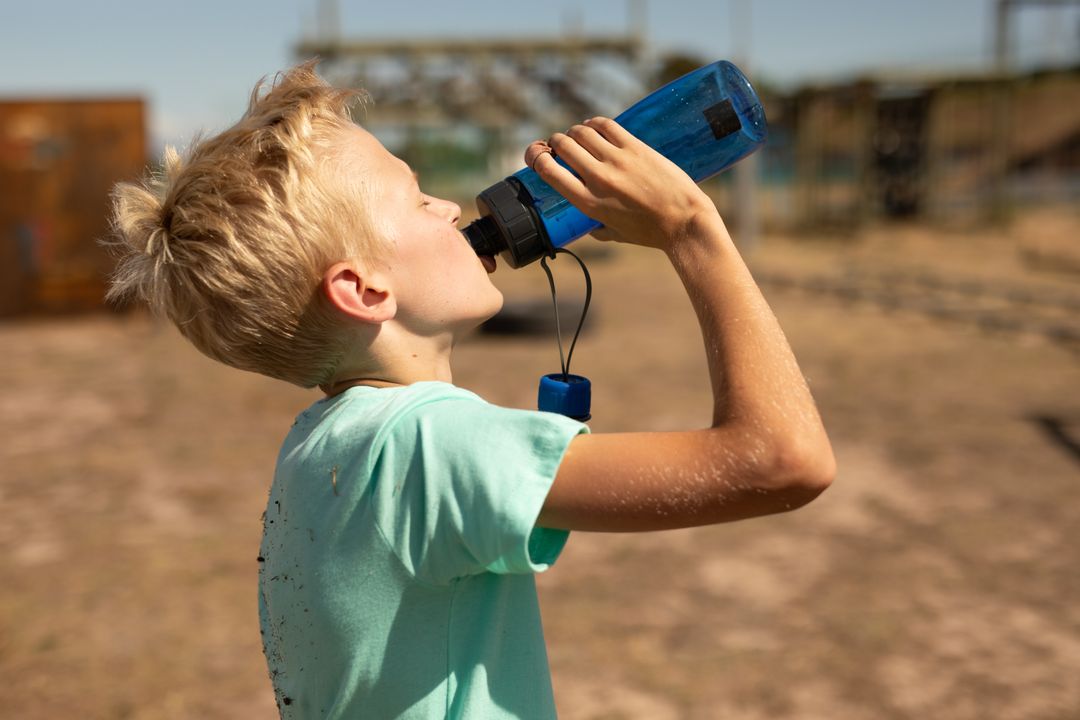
[761, 434, 836, 505]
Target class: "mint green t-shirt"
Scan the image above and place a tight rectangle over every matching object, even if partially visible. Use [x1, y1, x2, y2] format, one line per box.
[258, 381, 588, 719]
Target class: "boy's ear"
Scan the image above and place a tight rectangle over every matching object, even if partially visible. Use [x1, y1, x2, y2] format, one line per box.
[322, 261, 396, 324]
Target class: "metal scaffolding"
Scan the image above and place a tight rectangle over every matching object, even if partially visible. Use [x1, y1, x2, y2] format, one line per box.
[296, 36, 645, 128]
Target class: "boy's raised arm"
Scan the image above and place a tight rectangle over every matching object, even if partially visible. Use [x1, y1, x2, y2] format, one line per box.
[531, 117, 835, 533]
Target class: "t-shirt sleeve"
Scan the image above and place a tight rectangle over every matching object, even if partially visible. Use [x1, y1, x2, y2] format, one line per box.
[369, 391, 588, 585]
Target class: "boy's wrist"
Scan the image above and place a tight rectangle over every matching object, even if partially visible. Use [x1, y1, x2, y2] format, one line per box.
[665, 208, 736, 265]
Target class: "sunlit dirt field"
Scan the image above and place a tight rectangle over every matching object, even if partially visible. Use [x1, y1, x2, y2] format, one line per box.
[2, 208, 1078, 719]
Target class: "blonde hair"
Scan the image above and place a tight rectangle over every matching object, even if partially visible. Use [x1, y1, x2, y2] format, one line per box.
[105, 60, 377, 388]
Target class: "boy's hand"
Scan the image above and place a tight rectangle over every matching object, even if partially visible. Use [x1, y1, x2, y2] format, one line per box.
[526, 123, 834, 533]
[525, 117, 721, 251]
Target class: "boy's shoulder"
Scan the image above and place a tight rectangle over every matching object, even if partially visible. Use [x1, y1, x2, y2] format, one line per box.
[286, 381, 487, 451]
[300, 380, 481, 425]
[287, 380, 585, 465]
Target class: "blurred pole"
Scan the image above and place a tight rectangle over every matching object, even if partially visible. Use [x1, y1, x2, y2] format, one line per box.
[628, 0, 647, 43]
[990, 0, 1080, 221]
[989, 0, 1011, 223]
[563, 5, 585, 97]
[318, 0, 341, 45]
[732, 0, 760, 253]
[628, 0, 650, 88]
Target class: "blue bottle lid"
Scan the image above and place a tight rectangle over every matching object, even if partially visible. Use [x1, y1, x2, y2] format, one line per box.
[537, 373, 591, 421]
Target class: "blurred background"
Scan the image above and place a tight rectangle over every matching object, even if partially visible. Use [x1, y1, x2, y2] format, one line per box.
[1, 1, 1078, 718]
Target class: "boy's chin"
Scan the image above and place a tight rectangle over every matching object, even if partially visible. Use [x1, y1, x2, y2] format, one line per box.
[478, 294, 505, 325]
[464, 294, 504, 332]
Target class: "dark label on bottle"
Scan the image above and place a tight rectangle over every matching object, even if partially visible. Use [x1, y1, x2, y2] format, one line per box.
[703, 99, 741, 140]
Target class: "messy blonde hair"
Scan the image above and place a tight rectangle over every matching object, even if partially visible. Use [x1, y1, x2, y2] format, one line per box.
[105, 60, 376, 388]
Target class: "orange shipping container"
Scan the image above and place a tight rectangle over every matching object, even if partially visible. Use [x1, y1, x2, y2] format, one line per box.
[0, 97, 146, 317]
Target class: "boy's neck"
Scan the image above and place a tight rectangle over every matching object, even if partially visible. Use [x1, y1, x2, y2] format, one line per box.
[321, 331, 455, 397]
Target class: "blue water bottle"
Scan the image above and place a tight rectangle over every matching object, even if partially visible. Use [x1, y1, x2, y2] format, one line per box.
[461, 60, 767, 268]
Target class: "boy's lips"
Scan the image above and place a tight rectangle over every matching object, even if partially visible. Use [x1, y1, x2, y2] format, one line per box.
[480, 254, 497, 274]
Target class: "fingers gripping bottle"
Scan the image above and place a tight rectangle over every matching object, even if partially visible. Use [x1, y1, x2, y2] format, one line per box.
[461, 60, 768, 268]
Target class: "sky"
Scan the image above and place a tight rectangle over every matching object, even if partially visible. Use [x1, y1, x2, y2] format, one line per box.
[1, 0, 1077, 151]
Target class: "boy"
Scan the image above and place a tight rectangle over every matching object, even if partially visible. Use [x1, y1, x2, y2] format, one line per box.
[107, 61, 833, 719]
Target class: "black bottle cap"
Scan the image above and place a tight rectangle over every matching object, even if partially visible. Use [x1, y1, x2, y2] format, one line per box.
[467, 177, 552, 269]
[461, 215, 504, 257]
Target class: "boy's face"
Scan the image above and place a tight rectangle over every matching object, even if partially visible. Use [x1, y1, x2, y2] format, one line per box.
[340, 125, 503, 335]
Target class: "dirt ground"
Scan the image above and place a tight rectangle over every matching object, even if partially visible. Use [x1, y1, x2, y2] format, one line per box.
[1, 207, 1078, 719]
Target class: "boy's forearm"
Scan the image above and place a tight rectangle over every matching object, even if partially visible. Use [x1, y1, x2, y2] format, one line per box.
[666, 211, 833, 484]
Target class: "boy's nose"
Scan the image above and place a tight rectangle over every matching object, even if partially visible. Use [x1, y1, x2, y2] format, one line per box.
[444, 200, 461, 225]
